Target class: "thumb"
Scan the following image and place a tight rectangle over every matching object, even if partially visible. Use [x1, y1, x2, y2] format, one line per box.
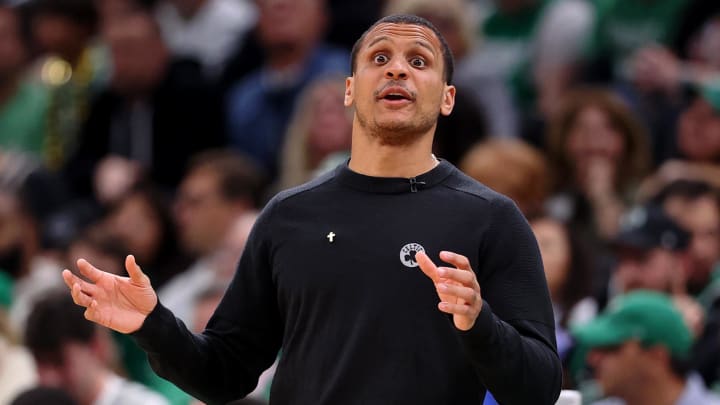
[125, 255, 150, 286]
[415, 251, 438, 282]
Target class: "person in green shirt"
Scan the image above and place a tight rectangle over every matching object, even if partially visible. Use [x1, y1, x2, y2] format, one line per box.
[584, 0, 689, 82]
[0, 4, 49, 158]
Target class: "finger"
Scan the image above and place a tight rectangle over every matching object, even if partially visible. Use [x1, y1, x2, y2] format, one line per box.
[71, 283, 94, 308]
[76, 259, 105, 283]
[63, 269, 99, 293]
[62, 269, 79, 290]
[415, 251, 438, 282]
[438, 301, 475, 316]
[437, 267, 476, 286]
[125, 255, 148, 285]
[84, 300, 100, 323]
[437, 283, 478, 303]
[439, 251, 472, 271]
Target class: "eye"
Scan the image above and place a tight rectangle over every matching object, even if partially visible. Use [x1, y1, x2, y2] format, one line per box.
[373, 54, 388, 64]
[410, 57, 426, 68]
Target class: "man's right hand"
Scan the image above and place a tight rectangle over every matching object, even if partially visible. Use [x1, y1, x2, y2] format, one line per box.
[62, 255, 158, 334]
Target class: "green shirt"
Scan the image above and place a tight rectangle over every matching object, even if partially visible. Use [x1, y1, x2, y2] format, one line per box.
[0, 81, 49, 157]
[479, 1, 550, 111]
[585, 0, 688, 79]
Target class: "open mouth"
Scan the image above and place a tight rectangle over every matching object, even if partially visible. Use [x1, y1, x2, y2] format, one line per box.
[384, 94, 411, 102]
[377, 86, 414, 103]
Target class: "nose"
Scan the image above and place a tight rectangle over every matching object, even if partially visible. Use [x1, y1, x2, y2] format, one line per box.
[587, 349, 605, 369]
[384, 59, 408, 80]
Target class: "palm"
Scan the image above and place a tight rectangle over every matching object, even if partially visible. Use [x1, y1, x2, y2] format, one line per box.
[63, 255, 158, 334]
[93, 272, 157, 333]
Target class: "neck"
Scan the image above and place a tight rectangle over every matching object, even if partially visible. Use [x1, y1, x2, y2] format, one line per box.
[348, 124, 438, 178]
[79, 363, 110, 405]
[625, 374, 685, 405]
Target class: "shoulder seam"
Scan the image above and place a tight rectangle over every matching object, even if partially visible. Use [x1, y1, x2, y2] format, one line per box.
[274, 171, 337, 203]
[439, 182, 491, 202]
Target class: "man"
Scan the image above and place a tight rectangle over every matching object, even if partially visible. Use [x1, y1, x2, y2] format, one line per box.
[573, 290, 720, 405]
[159, 150, 263, 323]
[24, 290, 168, 405]
[651, 180, 720, 388]
[651, 180, 720, 301]
[225, 0, 349, 178]
[611, 204, 691, 295]
[62, 10, 224, 198]
[62, 14, 561, 404]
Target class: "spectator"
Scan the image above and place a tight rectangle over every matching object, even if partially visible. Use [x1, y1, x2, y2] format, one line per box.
[546, 88, 651, 241]
[461, 0, 594, 138]
[277, 76, 352, 191]
[638, 81, 720, 195]
[26, 0, 110, 169]
[24, 290, 169, 405]
[63, 10, 224, 198]
[573, 290, 720, 405]
[609, 204, 706, 340]
[611, 204, 690, 294]
[529, 214, 595, 360]
[0, 3, 49, 159]
[651, 180, 720, 299]
[161, 150, 263, 322]
[651, 180, 720, 387]
[582, 0, 689, 85]
[225, 0, 349, 179]
[460, 138, 550, 217]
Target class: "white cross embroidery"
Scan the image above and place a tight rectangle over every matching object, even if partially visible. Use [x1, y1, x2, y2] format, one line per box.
[327, 232, 336, 243]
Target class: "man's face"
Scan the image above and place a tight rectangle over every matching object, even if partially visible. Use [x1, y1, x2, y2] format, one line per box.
[587, 341, 650, 398]
[615, 247, 682, 293]
[174, 169, 241, 256]
[677, 98, 720, 161]
[105, 13, 167, 95]
[664, 195, 720, 287]
[345, 22, 455, 145]
[257, 0, 325, 50]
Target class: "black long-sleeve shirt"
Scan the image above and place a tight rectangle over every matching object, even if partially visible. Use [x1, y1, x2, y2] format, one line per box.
[133, 160, 562, 404]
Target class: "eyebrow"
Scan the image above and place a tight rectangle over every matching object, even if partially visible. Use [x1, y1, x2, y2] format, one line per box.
[366, 36, 436, 56]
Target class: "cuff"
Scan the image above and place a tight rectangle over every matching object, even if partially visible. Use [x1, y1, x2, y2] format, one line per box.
[130, 300, 176, 355]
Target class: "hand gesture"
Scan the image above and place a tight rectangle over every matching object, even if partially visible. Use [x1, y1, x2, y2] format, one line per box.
[62, 255, 158, 334]
[416, 251, 482, 331]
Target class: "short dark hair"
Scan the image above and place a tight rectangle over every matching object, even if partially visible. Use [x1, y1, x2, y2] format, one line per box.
[11, 387, 78, 405]
[350, 14, 454, 84]
[652, 179, 720, 209]
[24, 289, 96, 365]
[187, 149, 266, 206]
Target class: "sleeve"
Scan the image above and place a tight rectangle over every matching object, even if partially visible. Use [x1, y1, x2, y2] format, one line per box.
[459, 196, 562, 405]
[131, 201, 282, 405]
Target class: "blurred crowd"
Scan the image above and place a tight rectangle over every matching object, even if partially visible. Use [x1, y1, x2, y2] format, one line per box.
[0, 0, 719, 404]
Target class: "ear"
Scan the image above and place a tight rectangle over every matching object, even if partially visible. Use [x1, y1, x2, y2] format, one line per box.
[440, 84, 456, 116]
[344, 76, 354, 107]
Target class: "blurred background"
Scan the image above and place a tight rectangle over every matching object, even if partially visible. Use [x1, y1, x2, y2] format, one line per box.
[0, 0, 720, 403]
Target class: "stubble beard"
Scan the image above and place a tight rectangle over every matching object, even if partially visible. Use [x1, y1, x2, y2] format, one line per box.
[356, 107, 437, 146]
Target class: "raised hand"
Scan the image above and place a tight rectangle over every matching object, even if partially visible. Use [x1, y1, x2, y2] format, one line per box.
[416, 251, 482, 331]
[62, 255, 158, 334]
